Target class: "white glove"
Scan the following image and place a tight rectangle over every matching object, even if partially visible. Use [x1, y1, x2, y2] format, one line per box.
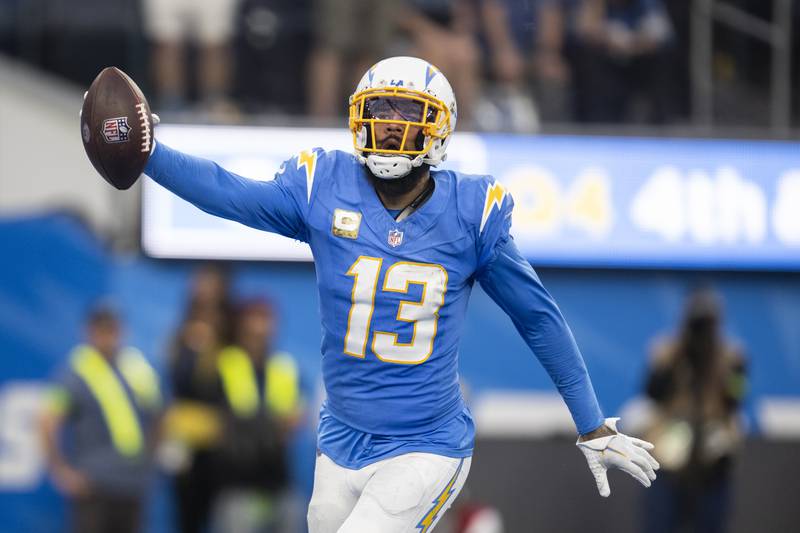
[149, 113, 160, 154]
[577, 417, 660, 497]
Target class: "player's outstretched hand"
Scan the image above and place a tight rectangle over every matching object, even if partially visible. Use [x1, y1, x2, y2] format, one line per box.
[80, 67, 157, 190]
[576, 417, 659, 497]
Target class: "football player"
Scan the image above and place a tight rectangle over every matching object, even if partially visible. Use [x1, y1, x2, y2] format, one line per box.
[141, 56, 659, 532]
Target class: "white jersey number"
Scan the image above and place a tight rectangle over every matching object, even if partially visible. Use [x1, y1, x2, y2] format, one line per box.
[344, 257, 448, 364]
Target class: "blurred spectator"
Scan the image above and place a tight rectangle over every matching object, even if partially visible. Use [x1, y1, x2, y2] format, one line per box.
[479, 0, 590, 128]
[531, 0, 575, 121]
[39, 305, 162, 533]
[165, 263, 233, 533]
[142, 0, 239, 116]
[642, 288, 747, 533]
[170, 263, 233, 400]
[399, 0, 481, 127]
[476, 0, 540, 131]
[209, 298, 303, 533]
[571, 0, 676, 123]
[661, 0, 691, 120]
[24, 0, 142, 87]
[306, 0, 397, 119]
[234, 0, 313, 114]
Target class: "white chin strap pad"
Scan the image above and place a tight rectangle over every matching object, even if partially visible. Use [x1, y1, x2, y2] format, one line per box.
[365, 154, 421, 180]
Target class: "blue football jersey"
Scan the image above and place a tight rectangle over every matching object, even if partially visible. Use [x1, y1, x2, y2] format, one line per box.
[292, 149, 512, 467]
[296, 149, 511, 431]
[145, 143, 604, 469]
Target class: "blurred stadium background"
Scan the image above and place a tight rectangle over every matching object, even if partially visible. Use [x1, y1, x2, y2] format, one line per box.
[1, 0, 799, 532]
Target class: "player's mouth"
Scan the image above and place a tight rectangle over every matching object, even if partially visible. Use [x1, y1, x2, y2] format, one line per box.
[380, 136, 403, 151]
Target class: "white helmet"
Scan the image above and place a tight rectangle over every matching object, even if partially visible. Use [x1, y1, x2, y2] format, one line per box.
[349, 56, 457, 179]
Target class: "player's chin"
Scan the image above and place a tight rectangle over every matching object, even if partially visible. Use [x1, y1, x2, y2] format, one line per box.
[368, 163, 428, 195]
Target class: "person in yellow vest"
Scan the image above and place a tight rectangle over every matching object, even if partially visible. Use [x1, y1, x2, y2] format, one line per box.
[210, 297, 303, 533]
[40, 306, 162, 533]
[166, 263, 233, 533]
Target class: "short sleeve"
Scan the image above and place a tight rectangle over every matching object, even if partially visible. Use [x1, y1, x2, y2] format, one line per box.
[476, 179, 515, 274]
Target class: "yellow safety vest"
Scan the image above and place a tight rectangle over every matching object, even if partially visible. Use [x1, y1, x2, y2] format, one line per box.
[70, 345, 161, 457]
[216, 347, 299, 419]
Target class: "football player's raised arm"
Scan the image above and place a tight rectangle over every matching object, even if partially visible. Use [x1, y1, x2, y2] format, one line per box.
[476, 238, 605, 435]
[144, 141, 308, 241]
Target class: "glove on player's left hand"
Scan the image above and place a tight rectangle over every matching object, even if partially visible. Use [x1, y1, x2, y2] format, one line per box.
[577, 417, 660, 497]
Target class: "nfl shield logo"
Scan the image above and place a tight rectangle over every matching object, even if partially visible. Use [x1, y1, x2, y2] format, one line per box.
[388, 229, 403, 247]
[102, 117, 131, 144]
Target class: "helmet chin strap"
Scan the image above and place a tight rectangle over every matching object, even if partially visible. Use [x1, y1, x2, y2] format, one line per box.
[364, 154, 424, 180]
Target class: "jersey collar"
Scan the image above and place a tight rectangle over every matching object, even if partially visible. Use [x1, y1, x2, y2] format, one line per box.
[356, 165, 451, 244]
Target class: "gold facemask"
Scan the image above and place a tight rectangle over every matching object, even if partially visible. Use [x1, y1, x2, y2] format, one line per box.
[349, 86, 452, 158]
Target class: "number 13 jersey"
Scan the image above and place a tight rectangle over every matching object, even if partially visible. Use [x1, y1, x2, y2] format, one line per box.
[146, 144, 514, 468]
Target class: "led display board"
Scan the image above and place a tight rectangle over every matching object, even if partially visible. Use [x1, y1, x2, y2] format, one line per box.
[142, 125, 800, 269]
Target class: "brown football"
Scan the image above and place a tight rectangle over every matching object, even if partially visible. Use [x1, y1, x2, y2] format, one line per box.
[80, 67, 153, 190]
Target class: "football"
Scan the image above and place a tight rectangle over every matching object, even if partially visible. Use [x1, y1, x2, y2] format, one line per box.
[80, 67, 153, 190]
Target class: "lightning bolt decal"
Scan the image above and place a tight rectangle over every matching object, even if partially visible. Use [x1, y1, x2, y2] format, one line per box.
[416, 459, 465, 532]
[297, 150, 317, 203]
[425, 64, 439, 88]
[480, 181, 506, 233]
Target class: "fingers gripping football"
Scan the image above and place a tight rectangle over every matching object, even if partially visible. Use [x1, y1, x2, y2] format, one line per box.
[577, 418, 660, 497]
[80, 67, 156, 190]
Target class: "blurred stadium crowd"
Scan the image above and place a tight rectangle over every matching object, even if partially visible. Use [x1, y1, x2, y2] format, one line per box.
[1, 2, 800, 533]
[0, 0, 798, 131]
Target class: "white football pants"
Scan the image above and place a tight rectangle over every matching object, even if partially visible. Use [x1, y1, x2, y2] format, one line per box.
[307, 452, 472, 533]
